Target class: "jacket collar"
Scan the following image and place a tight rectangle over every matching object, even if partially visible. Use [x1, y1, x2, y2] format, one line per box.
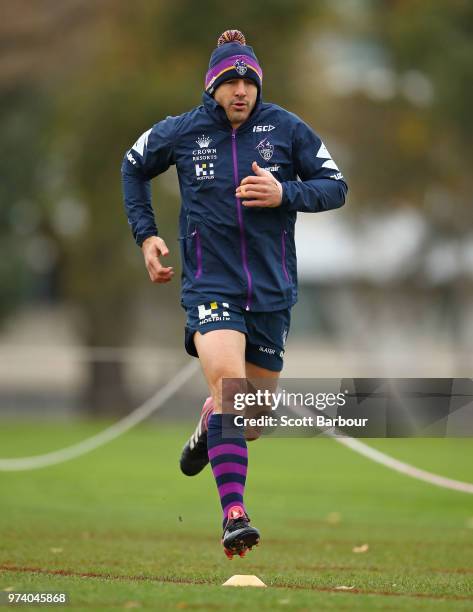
[202, 92, 262, 133]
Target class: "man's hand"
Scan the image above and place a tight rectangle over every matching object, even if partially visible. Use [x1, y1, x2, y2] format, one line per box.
[236, 161, 283, 208]
[141, 236, 174, 283]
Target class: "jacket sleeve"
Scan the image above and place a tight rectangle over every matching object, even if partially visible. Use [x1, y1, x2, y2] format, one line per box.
[121, 116, 176, 246]
[281, 119, 348, 213]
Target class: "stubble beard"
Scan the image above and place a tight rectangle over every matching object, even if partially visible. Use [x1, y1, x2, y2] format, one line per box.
[227, 105, 250, 127]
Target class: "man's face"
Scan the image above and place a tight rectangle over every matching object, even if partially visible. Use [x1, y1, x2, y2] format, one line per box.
[214, 78, 258, 129]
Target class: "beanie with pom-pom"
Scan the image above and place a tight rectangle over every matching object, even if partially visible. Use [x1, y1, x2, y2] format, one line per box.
[205, 30, 263, 97]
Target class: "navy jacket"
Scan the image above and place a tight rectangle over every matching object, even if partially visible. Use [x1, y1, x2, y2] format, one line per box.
[121, 93, 347, 312]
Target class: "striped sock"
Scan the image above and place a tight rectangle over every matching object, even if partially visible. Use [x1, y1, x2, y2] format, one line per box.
[207, 413, 247, 524]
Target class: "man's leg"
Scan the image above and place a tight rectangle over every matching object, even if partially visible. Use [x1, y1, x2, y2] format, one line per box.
[241, 307, 290, 438]
[195, 329, 247, 518]
[179, 337, 281, 475]
[244, 362, 281, 440]
[194, 329, 260, 558]
[246, 362, 280, 389]
[194, 329, 246, 413]
[179, 302, 247, 476]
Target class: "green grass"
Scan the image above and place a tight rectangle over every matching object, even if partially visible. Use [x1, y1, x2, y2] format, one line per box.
[0, 422, 472, 610]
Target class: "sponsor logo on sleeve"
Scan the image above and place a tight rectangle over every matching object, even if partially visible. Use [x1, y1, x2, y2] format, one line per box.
[126, 152, 137, 165]
[132, 128, 152, 157]
[316, 142, 341, 172]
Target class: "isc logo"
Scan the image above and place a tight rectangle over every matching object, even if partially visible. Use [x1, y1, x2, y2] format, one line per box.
[253, 125, 275, 132]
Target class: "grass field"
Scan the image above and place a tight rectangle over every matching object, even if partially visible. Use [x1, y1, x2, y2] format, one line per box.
[0, 421, 472, 610]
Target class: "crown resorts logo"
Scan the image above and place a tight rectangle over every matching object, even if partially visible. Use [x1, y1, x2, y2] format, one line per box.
[234, 58, 248, 76]
[196, 135, 212, 148]
[193, 135, 217, 180]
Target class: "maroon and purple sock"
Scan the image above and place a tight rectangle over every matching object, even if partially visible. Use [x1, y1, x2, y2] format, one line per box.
[207, 413, 247, 525]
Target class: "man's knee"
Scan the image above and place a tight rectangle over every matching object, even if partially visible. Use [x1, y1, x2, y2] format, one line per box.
[211, 373, 246, 413]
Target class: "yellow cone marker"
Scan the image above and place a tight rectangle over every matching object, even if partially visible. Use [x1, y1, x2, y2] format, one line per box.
[222, 575, 267, 587]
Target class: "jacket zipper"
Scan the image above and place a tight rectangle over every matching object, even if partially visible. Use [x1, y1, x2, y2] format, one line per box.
[281, 229, 290, 282]
[231, 129, 253, 310]
[193, 228, 202, 279]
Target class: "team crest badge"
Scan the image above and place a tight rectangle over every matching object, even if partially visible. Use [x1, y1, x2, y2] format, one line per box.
[256, 138, 274, 161]
[234, 58, 248, 76]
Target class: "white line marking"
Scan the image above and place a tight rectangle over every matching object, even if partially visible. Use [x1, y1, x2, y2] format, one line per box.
[291, 403, 473, 494]
[333, 436, 473, 494]
[0, 360, 199, 472]
[1, 366, 472, 495]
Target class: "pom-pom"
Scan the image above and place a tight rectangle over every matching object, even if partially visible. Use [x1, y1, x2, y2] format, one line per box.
[217, 30, 246, 47]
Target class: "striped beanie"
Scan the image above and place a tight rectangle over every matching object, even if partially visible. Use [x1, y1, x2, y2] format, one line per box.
[205, 30, 263, 97]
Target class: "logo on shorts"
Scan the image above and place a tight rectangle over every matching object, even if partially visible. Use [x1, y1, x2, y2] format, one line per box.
[198, 302, 231, 325]
[256, 138, 274, 161]
[258, 346, 276, 355]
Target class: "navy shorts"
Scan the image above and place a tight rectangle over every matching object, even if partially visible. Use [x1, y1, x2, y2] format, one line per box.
[184, 301, 291, 372]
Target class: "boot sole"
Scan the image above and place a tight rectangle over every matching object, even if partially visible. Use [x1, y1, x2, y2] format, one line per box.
[223, 527, 260, 558]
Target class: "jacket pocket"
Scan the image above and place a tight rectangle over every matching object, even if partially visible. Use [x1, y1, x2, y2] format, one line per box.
[179, 227, 202, 279]
[193, 228, 202, 279]
[281, 229, 291, 282]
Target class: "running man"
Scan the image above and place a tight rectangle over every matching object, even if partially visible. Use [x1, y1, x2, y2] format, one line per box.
[121, 29, 347, 559]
